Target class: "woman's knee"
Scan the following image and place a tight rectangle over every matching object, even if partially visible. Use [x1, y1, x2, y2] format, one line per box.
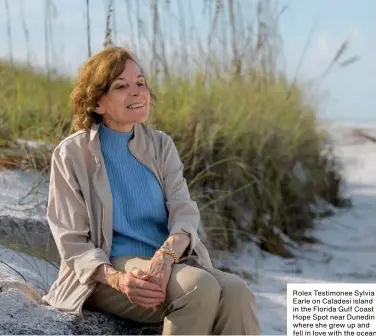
[221, 273, 256, 305]
[169, 265, 221, 301]
[195, 269, 222, 296]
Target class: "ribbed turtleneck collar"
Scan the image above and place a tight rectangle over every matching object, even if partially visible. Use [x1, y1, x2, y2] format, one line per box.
[98, 122, 134, 144]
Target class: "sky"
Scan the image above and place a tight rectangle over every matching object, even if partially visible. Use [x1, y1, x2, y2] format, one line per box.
[0, 0, 375, 124]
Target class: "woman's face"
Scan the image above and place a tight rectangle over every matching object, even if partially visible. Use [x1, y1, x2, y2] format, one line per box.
[96, 59, 151, 132]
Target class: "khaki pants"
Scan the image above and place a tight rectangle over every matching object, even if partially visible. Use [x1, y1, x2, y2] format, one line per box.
[85, 256, 260, 335]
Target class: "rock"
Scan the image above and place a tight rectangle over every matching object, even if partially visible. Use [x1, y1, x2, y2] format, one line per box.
[0, 247, 163, 335]
[0, 214, 60, 264]
[0, 280, 44, 304]
[0, 169, 60, 264]
[0, 286, 162, 335]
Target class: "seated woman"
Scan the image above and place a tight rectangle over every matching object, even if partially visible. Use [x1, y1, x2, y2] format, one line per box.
[42, 46, 260, 335]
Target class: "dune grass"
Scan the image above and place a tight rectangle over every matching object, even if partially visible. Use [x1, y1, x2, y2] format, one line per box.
[0, 59, 347, 257]
[0, 60, 73, 143]
[148, 72, 346, 255]
[0, 0, 350, 257]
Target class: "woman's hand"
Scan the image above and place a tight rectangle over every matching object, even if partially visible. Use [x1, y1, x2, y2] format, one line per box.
[145, 251, 174, 300]
[105, 267, 165, 310]
[141, 233, 191, 304]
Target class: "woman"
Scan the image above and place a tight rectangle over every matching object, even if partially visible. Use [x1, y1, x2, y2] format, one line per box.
[42, 46, 260, 335]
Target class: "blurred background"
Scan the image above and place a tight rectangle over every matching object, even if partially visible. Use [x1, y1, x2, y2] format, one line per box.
[1, 0, 374, 123]
[0, 1, 375, 335]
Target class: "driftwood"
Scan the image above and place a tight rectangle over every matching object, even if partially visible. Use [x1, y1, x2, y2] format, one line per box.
[351, 128, 376, 143]
[0, 139, 55, 172]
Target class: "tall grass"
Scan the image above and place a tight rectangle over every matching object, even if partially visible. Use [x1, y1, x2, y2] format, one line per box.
[0, 61, 72, 142]
[149, 72, 344, 255]
[0, 0, 351, 257]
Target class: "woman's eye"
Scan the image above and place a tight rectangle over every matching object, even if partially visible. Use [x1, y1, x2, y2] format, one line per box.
[115, 84, 128, 89]
[137, 82, 145, 86]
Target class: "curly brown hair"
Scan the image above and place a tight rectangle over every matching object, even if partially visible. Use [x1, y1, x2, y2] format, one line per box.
[70, 46, 155, 131]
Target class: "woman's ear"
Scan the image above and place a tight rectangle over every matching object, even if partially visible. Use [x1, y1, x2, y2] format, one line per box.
[95, 101, 105, 115]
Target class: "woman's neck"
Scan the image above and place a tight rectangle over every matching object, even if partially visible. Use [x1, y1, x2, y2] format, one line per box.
[101, 118, 135, 133]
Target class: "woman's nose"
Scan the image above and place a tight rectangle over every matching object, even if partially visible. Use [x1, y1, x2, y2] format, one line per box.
[130, 84, 141, 96]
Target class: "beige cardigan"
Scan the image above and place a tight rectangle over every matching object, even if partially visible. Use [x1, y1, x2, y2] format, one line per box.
[42, 122, 213, 316]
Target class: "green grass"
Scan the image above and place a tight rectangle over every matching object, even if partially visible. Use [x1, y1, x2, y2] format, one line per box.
[149, 72, 346, 254]
[0, 60, 346, 257]
[0, 60, 74, 142]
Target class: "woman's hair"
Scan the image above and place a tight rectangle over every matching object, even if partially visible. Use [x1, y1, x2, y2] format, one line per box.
[70, 46, 155, 131]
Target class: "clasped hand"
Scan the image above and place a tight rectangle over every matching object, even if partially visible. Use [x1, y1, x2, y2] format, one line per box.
[114, 251, 173, 311]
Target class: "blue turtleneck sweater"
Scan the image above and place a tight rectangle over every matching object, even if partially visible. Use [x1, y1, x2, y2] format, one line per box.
[98, 123, 169, 259]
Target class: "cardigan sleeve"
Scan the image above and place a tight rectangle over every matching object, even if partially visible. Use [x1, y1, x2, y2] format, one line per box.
[47, 147, 111, 285]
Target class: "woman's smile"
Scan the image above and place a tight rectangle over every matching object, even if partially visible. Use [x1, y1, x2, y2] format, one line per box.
[126, 102, 146, 109]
